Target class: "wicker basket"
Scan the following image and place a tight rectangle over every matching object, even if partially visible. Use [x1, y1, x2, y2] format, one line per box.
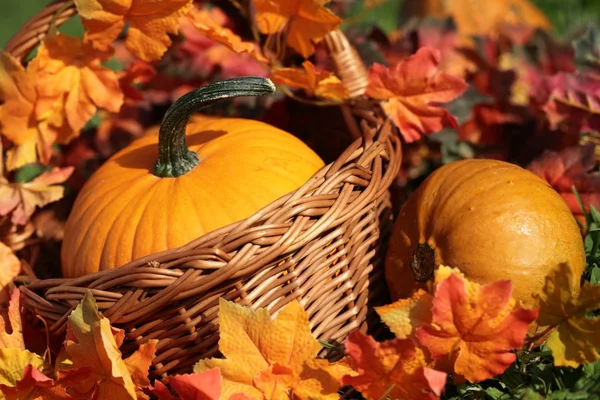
[5, 0, 402, 379]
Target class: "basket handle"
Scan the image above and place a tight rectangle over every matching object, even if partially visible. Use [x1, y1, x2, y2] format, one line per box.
[3, 0, 77, 62]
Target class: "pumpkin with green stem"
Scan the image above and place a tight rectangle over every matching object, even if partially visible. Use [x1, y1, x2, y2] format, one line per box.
[61, 77, 325, 278]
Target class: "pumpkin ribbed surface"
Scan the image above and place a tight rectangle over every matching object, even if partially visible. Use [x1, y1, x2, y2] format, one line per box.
[61, 115, 324, 278]
[385, 158, 586, 308]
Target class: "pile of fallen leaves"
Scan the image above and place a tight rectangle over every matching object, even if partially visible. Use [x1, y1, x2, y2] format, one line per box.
[1, 0, 600, 398]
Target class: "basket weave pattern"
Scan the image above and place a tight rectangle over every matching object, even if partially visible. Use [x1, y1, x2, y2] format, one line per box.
[7, 0, 402, 379]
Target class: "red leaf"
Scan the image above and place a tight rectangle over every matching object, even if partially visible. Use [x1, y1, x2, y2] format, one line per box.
[366, 47, 468, 142]
[527, 143, 600, 219]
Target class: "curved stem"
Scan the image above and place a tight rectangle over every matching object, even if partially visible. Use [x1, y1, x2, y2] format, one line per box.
[153, 76, 276, 178]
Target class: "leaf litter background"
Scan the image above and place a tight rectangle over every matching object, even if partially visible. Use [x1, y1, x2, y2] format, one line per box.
[0, 0, 600, 399]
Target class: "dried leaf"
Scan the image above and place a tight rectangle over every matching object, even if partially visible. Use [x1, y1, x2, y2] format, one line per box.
[341, 330, 447, 400]
[0, 289, 24, 350]
[29, 33, 124, 134]
[124, 339, 158, 396]
[0, 244, 20, 293]
[527, 143, 600, 220]
[375, 289, 434, 339]
[166, 368, 222, 400]
[253, 0, 342, 58]
[415, 272, 539, 382]
[366, 47, 468, 142]
[536, 263, 600, 367]
[271, 61, 349, 100]
[0, 166, 74, 226]
[0, 364, 74, 400]
[73, 0, 193, 62]
[183, 6, 267, 63]
[58, 291, 137, 399]
[0, 51, 62, 169]
[194, 298, 349, 400]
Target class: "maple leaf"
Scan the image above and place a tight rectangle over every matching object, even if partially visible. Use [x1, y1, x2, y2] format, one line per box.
[341, 330, 447, 400]
[536, 263, 600, 367]
[527, 143, 600, 221]
[528, 72, 600, 134]
[28, 33, 124, 135]
[253, 0, 342, 58]
[73, 0, 193, 62]
[271, 60, 349, 100]
[0, 243, 20, 293]
[159, 368, 222, 400]
[194, 298, 351, 399]
[459, 103, 531, 146]
[125, 339, 159, 397]
[365, 47, 468, 143]
[415, 271, 539, 383]
[0, 51, 62, 169]
[182, 5, 267, 64]
[118, 60, 157, 102]
[0, 364, 77, 400]
[0, 166, 74, 226]
[57, 291, 138, 399]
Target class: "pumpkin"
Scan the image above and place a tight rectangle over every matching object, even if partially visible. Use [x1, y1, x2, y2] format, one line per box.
[384, 158, 586, 308]
[401, 0, 551, 44]
[61, 77, 325, 278]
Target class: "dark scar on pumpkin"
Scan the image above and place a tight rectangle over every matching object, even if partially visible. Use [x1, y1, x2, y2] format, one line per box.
[410, 243, 436, 282]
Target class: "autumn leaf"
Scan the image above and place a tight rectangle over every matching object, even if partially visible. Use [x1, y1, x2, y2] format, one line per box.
[253, 0, 342, 58]
[57, 291, 137, 399]
[375, 289, 433, 340]
[527, 143, 600, 222]
[0, 289, 24, 350]
[0, 166, 74, 226]
[365, 47, 468, 143]
[0, 364, 77, 400]
[341, 330, 447, 400]
[118, 60, 157, 102]
[529, 71, 600, 134]
[0, 243, 20, 294]
[29, 33, 124, 135]
[124, 339, 159, 397]
[73, 0, 193, 62]
[536, 263, 600, 367]
[0, 51, 62, 169]
[415, 270, 539, 382]
[194, 298, 351, 399]
[271, 60, 349, 100]
[161, 368, 222, 400]
[182, 5, 267, 63]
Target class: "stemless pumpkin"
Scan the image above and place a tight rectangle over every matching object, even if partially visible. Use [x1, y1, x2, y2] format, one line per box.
[385, 158, 586, 308]
[61, 77, 325, 278]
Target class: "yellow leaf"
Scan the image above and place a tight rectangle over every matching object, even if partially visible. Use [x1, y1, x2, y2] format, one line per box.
[375, 289, 433, 339]
[59, 291, 137, 399]
[253, 0, 341, 58]
[537, 263, 600, 367]
[74, 0, 193, 62]
[0, 289, 24, 350]
[0, 349, 44, 388]
[0, 245, 20, 295]
[271, 61, 348, 100]
[194, 298, 346, 399]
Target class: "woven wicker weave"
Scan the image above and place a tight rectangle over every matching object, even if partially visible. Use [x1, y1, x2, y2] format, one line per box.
[7, 0, 402, 379]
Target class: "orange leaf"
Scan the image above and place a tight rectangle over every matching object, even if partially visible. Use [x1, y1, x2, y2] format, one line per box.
[73, 0, 193, 62]
[194, 298, 349, 400]
[182, 5, 267, 63]
[536, 263, 600, 368]
[0, 364, 74, 400]
[253, 0, 341, 58]
[0, 51, 63, 169]
[57, 291, 137, 399]
[0, 289, 24, 349]
[415, 272, 539, 382]
[29, 33, 124, 135]
[165, 368, 222, 400]
[271, 61, 348, 100]
[124, 339, 158, 396]
[365, 47, 468, 143]
[341, 330, 447, 400]
[0, 166, 74, 226]
[0, 245, 21, 294]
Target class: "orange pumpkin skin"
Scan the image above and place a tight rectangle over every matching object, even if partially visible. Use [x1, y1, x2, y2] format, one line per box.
[385, 159, 585, 308]
[61, 113, 324, 278]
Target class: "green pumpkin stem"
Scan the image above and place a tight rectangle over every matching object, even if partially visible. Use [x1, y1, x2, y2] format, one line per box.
[153, 76, 277, 178]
